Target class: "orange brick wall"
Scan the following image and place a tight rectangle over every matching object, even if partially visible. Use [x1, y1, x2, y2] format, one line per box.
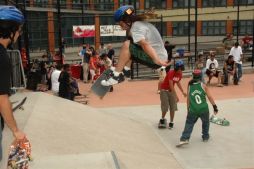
[47, 11, 55, 54]
[227, 20, 233, 34]
[227, 0, 234, 6]
[95, 15, 100, 50]
[166, 21, 173, 36]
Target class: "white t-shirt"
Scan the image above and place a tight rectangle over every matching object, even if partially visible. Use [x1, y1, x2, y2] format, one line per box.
[229, 46, 243, 64]
[206, 59, 219, 70]
[51, 69, 61, 93]
[130, 21, 168, 61]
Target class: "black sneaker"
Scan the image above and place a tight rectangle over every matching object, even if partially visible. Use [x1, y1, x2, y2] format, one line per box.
[169, 122, 174, 129]
[203, 138, 209, 142]
[158, 118, 167, 128]
[101, 73, 125, 86]
[123, 68, 131, 78]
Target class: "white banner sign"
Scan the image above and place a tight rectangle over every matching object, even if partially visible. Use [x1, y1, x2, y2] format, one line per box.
[100, 25, 126, 36]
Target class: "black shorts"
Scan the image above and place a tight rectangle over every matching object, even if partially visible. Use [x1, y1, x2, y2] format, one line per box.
[206, 69, 220, 77]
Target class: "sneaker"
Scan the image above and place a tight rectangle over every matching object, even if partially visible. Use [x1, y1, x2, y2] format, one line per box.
[169, 122, 174, 129]
[176, 140, 189, 147]
[158, 118, 167, 128]
[101, 73, 125, 86]
[203, 138, 209, 142]
[123, 68, 131, 78]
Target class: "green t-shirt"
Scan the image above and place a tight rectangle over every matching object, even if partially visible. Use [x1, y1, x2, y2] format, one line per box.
[188, 82, 209, 115]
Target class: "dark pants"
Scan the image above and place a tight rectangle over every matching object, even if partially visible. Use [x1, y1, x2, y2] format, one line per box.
[180, 111, 210, 141]
[223, 70, 238, 85]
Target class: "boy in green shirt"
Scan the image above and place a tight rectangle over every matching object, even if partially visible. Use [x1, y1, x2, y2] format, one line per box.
[177, 69, 218, 147]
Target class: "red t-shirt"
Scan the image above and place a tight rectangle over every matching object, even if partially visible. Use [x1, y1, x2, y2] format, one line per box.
[160, 70, 182, 90]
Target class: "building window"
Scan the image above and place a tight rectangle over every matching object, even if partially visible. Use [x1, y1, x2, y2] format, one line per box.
[94, 0, 114, 11]
[173, 22, 195, 36]
[173, 0, 195, 8]
[152, 22, 167, 36]
[233, 20, 253, 35]
[202, 0, 226, 7]
[26, 11, 48, 50]
[202, 21, 226, 35]
[145, 0, 167, 9]
[234, 0, 254, 5]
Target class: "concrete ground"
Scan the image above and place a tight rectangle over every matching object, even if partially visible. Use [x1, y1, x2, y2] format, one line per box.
[1, 73, 254, 169]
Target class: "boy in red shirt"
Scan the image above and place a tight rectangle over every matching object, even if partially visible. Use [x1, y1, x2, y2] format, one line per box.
[158, 60, 187, 129]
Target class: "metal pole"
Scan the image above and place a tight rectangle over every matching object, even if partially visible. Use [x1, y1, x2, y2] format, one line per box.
[57, 0, 63, 63]
[194, 0, 198, 61]
[81, 0, 85, 44]
[236, 0, 240, 42]
[252, 16, 254, 67]
[188, 0, 191, 52]
[22, 0, 30, 68]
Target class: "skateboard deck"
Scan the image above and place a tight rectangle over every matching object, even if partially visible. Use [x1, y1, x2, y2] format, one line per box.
[91, 69, 112, 99]
[12, 97, 27, 112]
[176, 141, 189, 148]
[210, 115, 230, 126]
[7, 137, 32, 169]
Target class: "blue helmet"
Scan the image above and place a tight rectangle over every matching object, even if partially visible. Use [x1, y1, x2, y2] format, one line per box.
[114, 5, 134, 22]
[175, 60, 184, 70]
[0, 6, 24, 24]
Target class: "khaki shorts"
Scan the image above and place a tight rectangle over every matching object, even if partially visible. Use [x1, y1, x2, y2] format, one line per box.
[160, 90, 178, 113]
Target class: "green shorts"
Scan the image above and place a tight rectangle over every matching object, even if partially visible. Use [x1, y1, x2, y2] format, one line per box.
[129, 43, 161, 69]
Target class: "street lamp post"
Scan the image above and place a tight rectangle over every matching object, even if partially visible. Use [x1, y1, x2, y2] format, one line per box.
[57, 0, 63, 63]
[194, 0, 198, 61]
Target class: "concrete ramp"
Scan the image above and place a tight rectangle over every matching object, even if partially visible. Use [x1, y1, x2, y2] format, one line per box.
[1, 92, 182, 169]
[31, 152, 119, 169]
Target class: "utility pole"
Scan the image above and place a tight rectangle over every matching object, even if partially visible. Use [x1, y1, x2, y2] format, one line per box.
[57, 0, 63, 63]
[188, 0, 191, 52]
[236, 0, 240, 42]
[194, 0, 198, 61]
[81, 0, 85, 44]
[20, 0, 30, 68]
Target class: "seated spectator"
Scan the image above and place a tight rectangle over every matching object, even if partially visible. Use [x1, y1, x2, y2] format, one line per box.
[51, 64, 62, 95]
[223, 55, 238, 85]
[241, 34, 253, 51]
[223, 33, 235, 50]
[195, 53, 206, 83]
[69, 77, 81, 100]
[205, 51, 223, 87]
[58, 64, 71, 100]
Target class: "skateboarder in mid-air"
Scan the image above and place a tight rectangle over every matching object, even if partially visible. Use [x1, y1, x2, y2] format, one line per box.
[176, 69, 219, 147]
[101, 5, 171, 86]
[0, 6, 26, 161]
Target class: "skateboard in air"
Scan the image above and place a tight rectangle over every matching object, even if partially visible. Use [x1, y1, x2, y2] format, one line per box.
[91, 69, 113, 99]
[7, 137, 32, 169]
[210, 115, 230, 126]
[12, 97, 27, 112]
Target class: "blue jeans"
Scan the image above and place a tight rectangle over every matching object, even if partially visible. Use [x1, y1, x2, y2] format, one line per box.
[180, 111, 210, 141]
[236, 63, 242, 81]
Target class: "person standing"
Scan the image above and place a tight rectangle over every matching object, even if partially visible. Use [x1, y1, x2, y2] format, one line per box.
[51, 64, 62, 95]
[229, 42, 243, 82]
[177, 69, 218, 147]
[80, 45, 90, 83]
[0, 6, 26, 161]
[158, 60, 187, 129]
